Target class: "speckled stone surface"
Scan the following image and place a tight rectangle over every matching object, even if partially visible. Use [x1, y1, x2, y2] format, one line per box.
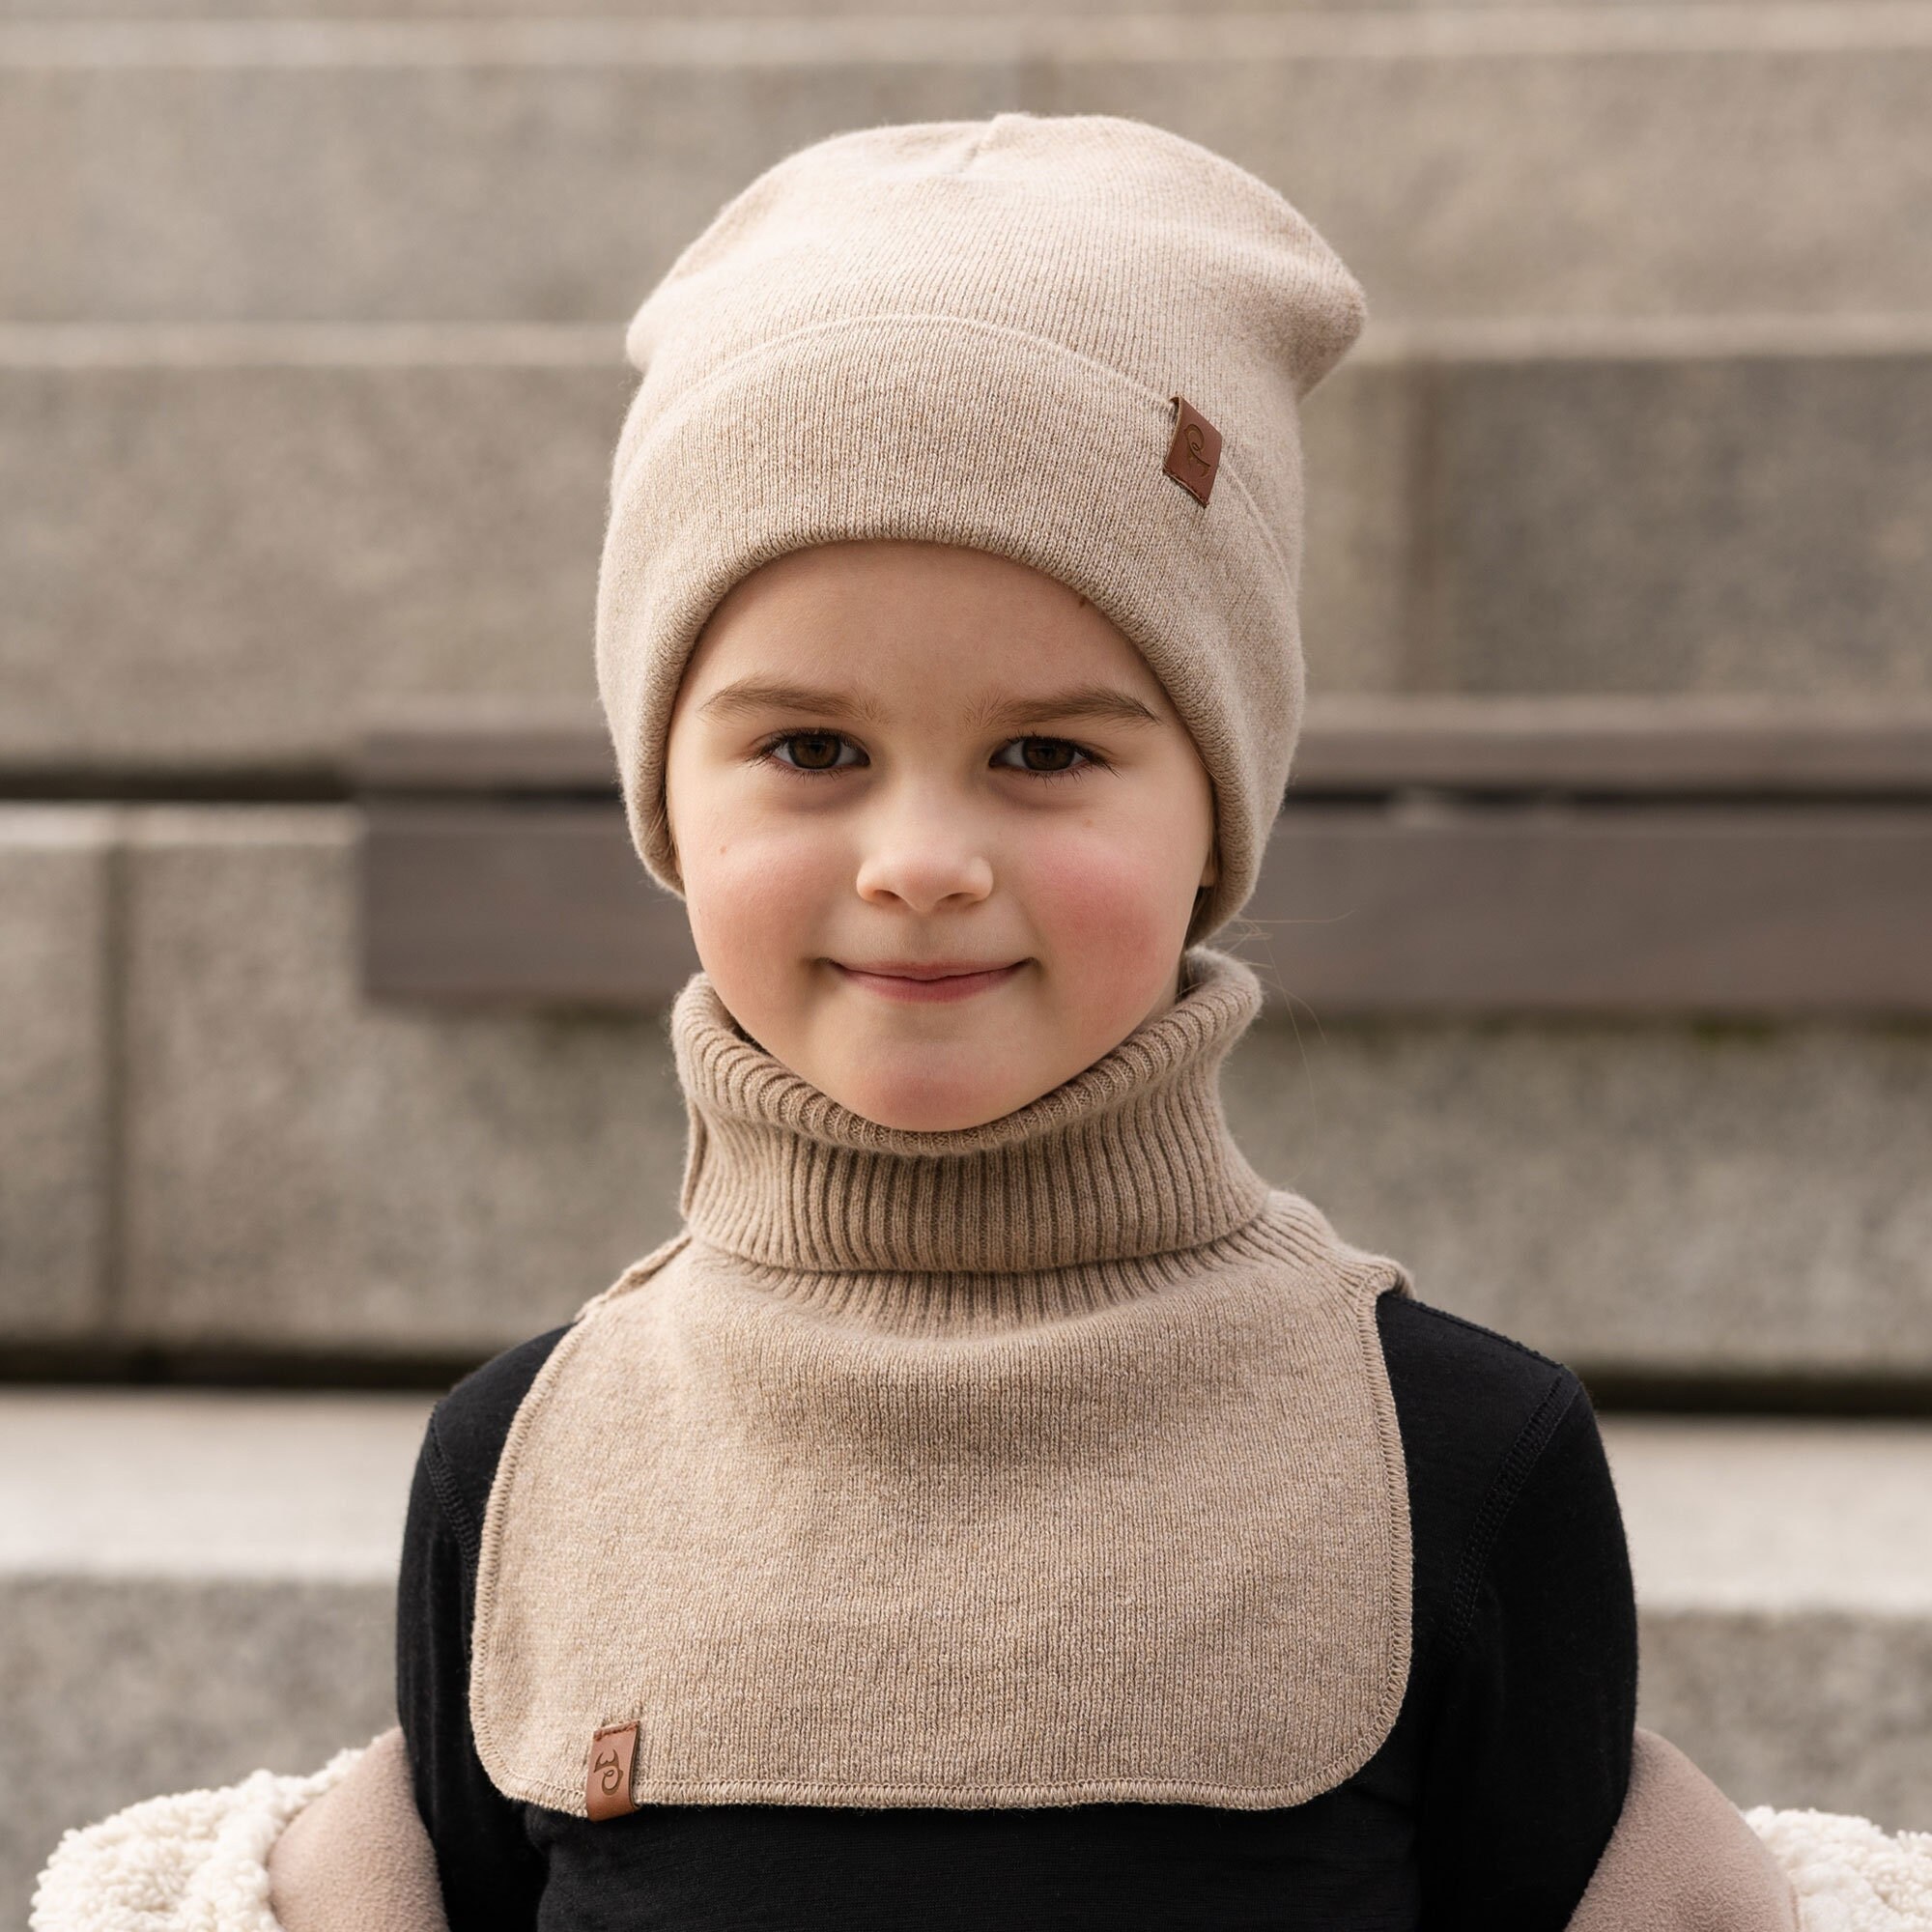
[0, 810, 114, 1343]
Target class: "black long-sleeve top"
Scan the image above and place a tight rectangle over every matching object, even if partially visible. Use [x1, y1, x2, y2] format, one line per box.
[396, 1288, 1638, 1932]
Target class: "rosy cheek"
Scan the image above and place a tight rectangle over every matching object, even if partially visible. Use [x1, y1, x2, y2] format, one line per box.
[684, 814, 843, 941]
[1018, 830, 1182, 966]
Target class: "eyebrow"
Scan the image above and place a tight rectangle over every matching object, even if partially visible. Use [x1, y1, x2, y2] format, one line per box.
[697, 677, 889, 726]
[696, 676, 1162, 732]
[980, 685, 1164, 732]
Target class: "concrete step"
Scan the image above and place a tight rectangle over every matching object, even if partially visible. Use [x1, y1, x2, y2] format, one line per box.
[0, 343, 624, 779]
[4, 804, 1929, 1383]
[6, 326, 1931, 776]
[4, 10, 1932, 325]
[0, 810, 109, 1343]
[1588, 1418, 1932, 1835]
[3, 1393, 1928, 1929]
[0, 1390, 419, 1932]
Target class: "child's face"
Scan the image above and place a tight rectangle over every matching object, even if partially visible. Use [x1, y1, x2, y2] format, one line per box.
[663, 540, 1219, 1131]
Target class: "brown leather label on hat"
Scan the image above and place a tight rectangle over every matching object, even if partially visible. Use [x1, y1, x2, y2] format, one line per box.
[585, 1721, 639, 1820]
[1164, 395, 1222, 506]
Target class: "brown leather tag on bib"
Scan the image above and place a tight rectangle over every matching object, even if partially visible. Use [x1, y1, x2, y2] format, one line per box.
[1164, 394, 1222, 505]
[586, 1721, 639, 1820]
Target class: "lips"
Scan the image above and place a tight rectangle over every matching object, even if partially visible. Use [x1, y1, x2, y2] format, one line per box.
[840, 961, 1018, 981]
[830, 958, 1027, 1003]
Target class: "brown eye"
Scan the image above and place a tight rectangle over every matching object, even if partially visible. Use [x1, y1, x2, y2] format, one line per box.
[997, 737, 1089, 775]
[771, 731, 854, 772]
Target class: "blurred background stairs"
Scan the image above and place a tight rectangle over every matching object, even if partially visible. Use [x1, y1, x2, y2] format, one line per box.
[5, 0, 1931, 1919]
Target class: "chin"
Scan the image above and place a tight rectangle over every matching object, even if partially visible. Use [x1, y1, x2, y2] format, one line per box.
[834, 1070, 1029, 1135]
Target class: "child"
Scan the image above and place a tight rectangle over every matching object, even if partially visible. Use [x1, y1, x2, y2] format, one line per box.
[394, 112, 1640, 1931]
[27, 106, 1877, 1932]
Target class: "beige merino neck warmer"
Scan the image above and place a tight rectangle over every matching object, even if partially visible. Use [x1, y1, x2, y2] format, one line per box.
[469, 947, 1417, 1813]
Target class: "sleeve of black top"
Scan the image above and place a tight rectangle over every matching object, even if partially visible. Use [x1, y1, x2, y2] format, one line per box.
[1414, 1370, 1639, 1932]
[394, 1409, 547, 1932]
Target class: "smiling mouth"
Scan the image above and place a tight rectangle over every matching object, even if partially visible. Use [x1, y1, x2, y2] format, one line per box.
[830, 960, 1027, 1003]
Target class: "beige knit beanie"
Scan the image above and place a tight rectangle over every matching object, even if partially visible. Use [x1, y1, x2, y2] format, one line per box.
[594, 111, 1367, 948]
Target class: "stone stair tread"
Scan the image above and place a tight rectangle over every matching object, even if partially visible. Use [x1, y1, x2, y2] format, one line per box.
[0, 1389, 433, 1580]
[1605, 1417, 1932, 1612]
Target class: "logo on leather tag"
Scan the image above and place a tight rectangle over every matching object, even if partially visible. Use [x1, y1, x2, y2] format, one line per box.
[585, 1721, 639, 1821]
[1163, 394, 1222, 506]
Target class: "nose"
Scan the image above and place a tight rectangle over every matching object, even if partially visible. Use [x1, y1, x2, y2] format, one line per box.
[853, 798, 995, 916]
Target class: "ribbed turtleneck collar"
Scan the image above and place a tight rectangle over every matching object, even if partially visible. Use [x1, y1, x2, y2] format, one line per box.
[668, 945, 1275, 1279]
